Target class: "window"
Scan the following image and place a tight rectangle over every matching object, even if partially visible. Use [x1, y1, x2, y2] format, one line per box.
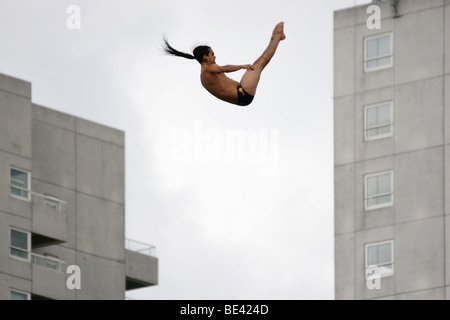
[10, 229, 30, 261]
[365, 33, 393, 72]
[365, 101, 393, 141]
[10, 290, 30, 300]
[10, 168, 30, 200]
[365, 171, 393, 210]
[365, 240, 394, 278]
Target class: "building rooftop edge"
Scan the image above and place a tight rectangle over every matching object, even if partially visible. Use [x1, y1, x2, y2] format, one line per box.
[0, 72, 125, 143]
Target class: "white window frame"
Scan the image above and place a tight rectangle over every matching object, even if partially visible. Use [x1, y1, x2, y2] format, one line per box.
[365, 240, 394, 279]
[9, 228, 31, 262]
[365, 171, 394, 211]
[364, 101, 394, 141]
[9, 167, 31, 201]
[364, 32, 394, 73]
[9, 289, 31, 300]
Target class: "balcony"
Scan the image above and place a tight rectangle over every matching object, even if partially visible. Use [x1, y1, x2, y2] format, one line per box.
[125, 239, 158, 290]
[31, 252, 66, 273]
[32, 192, 67, 211]
[31, 192, 68, 247]
[31, 252, 68, 300]
[9, 240, 69, 300]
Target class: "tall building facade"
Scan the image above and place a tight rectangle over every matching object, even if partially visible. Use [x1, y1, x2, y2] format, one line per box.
[0, 72, 158, 300]
[334, 0, 450, 299]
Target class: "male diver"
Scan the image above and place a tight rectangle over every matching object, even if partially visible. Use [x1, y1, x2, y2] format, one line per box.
[163, 22, 286, 106]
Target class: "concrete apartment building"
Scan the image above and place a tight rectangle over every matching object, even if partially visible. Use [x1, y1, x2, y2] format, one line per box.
[0, 72, 158, 300]
[334, 0, 450, 299]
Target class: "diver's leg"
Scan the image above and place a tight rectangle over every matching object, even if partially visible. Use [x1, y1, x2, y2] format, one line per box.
[240, 22, 285, 96]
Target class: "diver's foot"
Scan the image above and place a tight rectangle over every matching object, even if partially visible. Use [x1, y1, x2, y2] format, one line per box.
[274, 22, 286, 40]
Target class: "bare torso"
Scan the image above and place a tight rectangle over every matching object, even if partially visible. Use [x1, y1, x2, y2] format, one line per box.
[200, 66, 239, 105]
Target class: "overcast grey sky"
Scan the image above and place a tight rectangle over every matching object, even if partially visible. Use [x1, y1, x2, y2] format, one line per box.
[0, 0, 372, 299]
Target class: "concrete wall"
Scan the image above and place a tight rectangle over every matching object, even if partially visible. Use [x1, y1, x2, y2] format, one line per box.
[30, 103, 126, 300]
[0, 74, 33, 299]
[334, 0, 450, 299]
[32, 265, 69, 300]
[0, 74, 32, 158]
[31, 201, 69, 244]
[126, 250, 159, 288]
[76, 252, 125, 300]
[0, 72, 128, 300]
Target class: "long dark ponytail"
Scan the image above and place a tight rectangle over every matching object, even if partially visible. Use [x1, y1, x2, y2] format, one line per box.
[162, 37, 211, 64]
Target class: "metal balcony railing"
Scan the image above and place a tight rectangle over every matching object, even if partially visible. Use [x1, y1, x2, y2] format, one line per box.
[31, 192, 67, 212]
[125, 238, 156, 257]
[31, 253, 66, 273]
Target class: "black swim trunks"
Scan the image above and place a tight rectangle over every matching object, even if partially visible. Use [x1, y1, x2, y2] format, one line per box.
[237, 84, 254, 106]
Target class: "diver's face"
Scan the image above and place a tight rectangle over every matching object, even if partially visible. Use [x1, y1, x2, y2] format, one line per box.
[207, 49, 216, 63]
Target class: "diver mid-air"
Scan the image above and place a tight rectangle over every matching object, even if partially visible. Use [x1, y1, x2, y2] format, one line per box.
[163, 22, 286, 106]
